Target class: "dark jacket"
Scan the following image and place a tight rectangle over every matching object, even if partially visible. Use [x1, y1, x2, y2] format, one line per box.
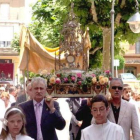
[19, 100, 66, 140]
[75, 99, 92, 140]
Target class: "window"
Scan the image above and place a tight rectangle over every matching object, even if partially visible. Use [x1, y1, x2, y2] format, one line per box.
[135, 39, 140, 54]
[0, 3, 10, 20]
[0, 59, 12, 63]
[0, 41, 11, 47]
[0, 26, 13, 47]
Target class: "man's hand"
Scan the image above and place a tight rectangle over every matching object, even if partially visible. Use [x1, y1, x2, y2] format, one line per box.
[87, 98, 92, 107]
[77, 121, 82, 127]
[45, 96, 55, 113]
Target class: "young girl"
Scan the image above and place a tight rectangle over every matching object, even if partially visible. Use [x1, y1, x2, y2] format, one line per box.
[0, 107, 34, 140]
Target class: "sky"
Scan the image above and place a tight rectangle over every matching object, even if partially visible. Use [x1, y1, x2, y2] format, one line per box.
[25, 0, 38, 26]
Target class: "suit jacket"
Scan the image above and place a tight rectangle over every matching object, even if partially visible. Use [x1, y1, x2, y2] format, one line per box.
[16, 94, 27, 104]
[19, 100, 66, 140]
[108, 99, 140, 140]
[75, 100, 92, 140]
[67, 98, 81, 138]
[11, 94, 27, 107]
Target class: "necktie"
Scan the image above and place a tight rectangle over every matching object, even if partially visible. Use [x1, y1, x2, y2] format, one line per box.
[35, 103, 43, 140]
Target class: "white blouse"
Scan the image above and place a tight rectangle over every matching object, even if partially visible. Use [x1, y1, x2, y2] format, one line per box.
[4, 134, 34, 140]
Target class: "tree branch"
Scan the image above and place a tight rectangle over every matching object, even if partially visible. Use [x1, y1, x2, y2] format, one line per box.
[120, 0, 126, 8]
[89, 47, 102, 55]
[90, 1, 98, 23]
[115, 13, 122, 26]
[115, 0, 126, 25]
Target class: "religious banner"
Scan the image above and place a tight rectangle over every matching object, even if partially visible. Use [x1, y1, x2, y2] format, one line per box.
[0, 63, 14, 81]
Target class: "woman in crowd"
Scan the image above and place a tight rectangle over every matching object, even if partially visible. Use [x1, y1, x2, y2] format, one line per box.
[0, 107, 34, 140]
[0, 92, 11, 111]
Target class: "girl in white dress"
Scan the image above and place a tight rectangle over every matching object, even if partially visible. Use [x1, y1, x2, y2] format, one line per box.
[0, 107, 34, 140]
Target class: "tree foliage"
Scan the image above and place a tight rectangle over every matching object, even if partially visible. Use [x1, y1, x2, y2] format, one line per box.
[28, 0, 140, 69]
[115, 55, 125, 70]
[29, 0, 69, 48]
[11, 33, 20, 54]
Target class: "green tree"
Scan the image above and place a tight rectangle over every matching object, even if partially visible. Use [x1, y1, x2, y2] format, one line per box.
[28, 0, 140, 70]
[115, 55, 125, 70]
[72, 0, 140, 70]
[29, 0, 68, 48]
[11, 33, 20, 54]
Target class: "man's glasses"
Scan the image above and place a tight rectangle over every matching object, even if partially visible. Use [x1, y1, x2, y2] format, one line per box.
[111, 86, 123, 90]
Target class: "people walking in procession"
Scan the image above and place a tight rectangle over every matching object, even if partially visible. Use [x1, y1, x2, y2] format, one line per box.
[81, 95, 126, 140]
[108, 78, 140, 140]
[19, 77, 66, 140]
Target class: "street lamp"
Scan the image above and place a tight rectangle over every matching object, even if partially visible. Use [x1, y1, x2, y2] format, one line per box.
[127, 0, 140, 33]
[110, 0, 140, 78]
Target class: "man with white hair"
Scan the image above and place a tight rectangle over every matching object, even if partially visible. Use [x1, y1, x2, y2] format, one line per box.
[108, 78, 140, 140]
[16, 82, 33, 104]
[19, 77, 66, 140]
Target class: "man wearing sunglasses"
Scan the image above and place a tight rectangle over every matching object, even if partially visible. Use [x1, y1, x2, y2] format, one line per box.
[108, 78, 140, 140]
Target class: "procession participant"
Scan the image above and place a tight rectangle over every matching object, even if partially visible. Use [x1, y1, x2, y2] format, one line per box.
[8, 87, 17, 104]
[13, 79, 32, 106]
[16, 83, 33, 105]
[108, 78, 140, 140]
[19, 77, 66, 140]
[0, 107, 34, 140]
[75, 98, 92, 140]
[67, 97, 82, 140]
[81, 95, 125, 140]
[122, 84, 133, 102]
[0, 92, 11, 111]
[0, 87, 5, 94]
[0, 99, 5, 119]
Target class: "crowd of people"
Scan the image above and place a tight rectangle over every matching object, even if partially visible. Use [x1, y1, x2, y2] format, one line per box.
[0, 77, 140, 140]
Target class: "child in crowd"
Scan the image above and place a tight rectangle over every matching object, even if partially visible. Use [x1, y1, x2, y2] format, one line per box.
[0, 92, 11, 111]
[0, 107, 34, 140]
[81, 95, 126, 140]
[122, 84, 132, 101]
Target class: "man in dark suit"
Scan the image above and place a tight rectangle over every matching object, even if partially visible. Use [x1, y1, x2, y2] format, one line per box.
[75, 98, 92, 140]
[11, 83, 32, 106]
[17, 79, 33, 103]
[19, 77, 66, 140]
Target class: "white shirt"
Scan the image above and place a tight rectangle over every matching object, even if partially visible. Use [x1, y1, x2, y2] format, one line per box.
[0, 99, 5, 119]
[81, 120, 126, 140]
[0, 99, 5, 134]
[3, 133, 34, 140]
[55, 98, 72, 140]
[9, 94, 16, 104]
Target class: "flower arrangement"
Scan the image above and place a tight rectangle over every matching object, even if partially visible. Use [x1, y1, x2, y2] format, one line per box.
[28, 68, 112, 95]
[37, 68, 112, 88]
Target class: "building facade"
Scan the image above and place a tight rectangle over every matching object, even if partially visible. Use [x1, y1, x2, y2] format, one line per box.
[123, 42, 140, 77]
[0, 0, 36, 85]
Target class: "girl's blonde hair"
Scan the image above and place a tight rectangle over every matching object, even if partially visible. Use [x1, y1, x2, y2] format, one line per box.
[0, 92, 10, 100]
[1, 107, 27, 139]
